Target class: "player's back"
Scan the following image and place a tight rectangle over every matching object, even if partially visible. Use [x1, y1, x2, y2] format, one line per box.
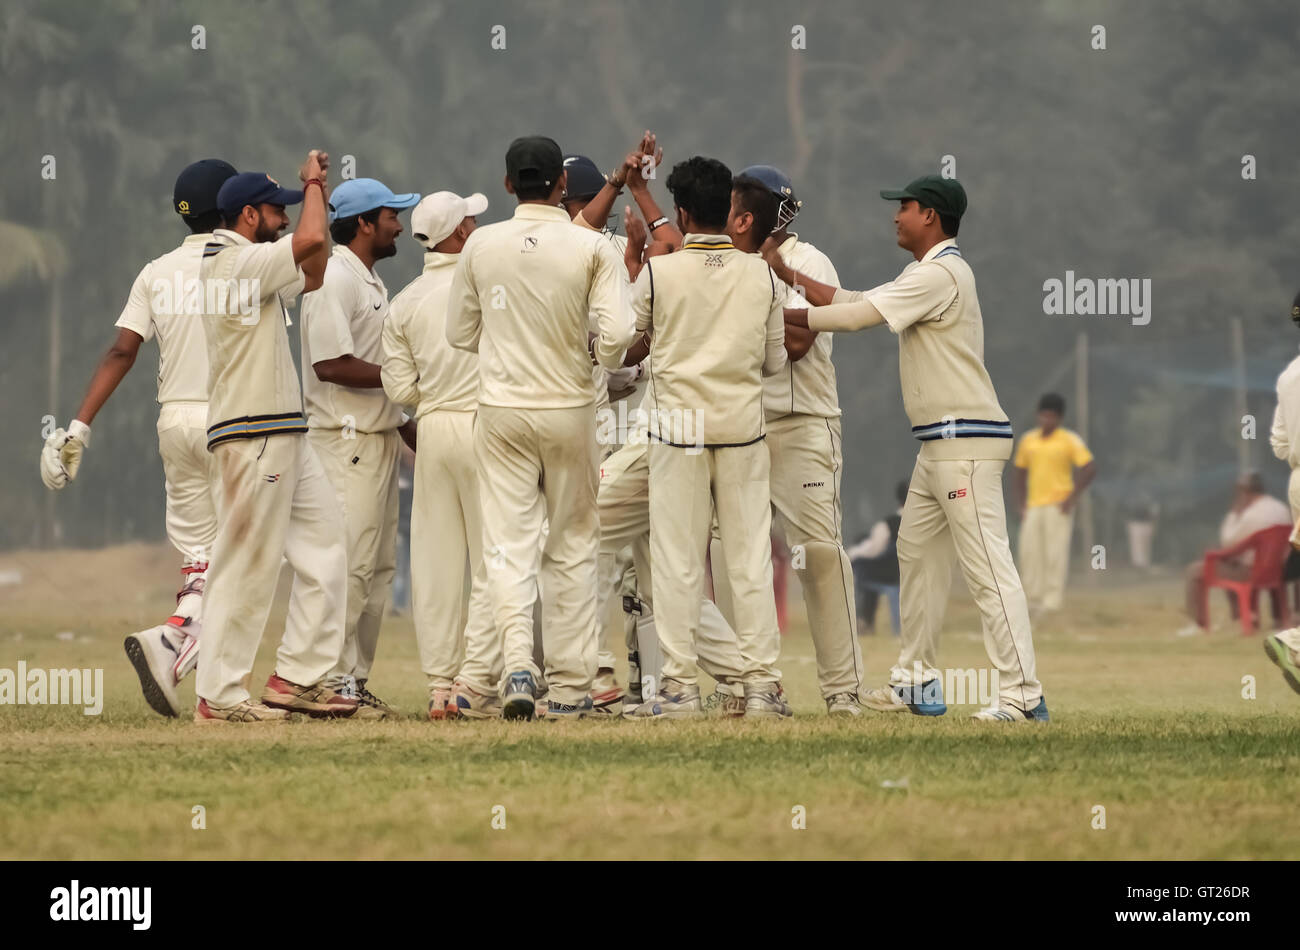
[456, 204, 623, 410]
[641, 238, 780, 446]
[117, 234, 213, 406]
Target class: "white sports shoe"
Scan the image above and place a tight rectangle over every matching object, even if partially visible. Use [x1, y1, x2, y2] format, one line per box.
[744, 682, 793, 719]
[826, 692, 862, 717]
[626, 678, 703, 720]
[124, 626, 183, 718]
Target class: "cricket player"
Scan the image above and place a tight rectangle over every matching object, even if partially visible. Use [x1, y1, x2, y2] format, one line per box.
[299, 177, 420, 719]
[194, 156, 358, 723]
[774, 175, 1048, 722]
[630, 156, 791, 720]
[1264, 290, 1300, 695]
[605, 173, 786, 718]
[563, 145, 665, 712]
[1012, 392, 1096, 615]
[740, 164, 865, 717]
[40, 158, 238, 718]
[382, 189, 502, 720]
[446, 135, 633, 720]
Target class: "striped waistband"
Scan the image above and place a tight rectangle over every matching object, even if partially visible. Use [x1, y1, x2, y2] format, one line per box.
[207, 412, 307, 448]
[912, 418, 1013, 442]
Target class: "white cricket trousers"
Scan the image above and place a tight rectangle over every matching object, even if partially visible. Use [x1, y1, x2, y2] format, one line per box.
[648, 439, 782, 687]
[197, 434, 348, 708]
[1018, 502, 1074, 611]
[766, 413, 863, 698]
[893, 455, 1042, 710]
[475, 404, 600, 706]
[599, 438, 745, 688]
[411, 410, 497, 693]
[156, 403, 218, 569]
[308, 427, 401, 683]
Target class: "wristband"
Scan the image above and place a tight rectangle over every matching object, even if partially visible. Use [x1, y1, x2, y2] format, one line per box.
[68, 419, 91, 446]
[304, 178, 325, 193]
[649, 216, 669, 230]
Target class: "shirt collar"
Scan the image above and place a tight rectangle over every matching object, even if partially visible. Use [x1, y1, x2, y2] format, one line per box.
[182, 233, 212, 248]
[919, 238, 959, 263]
[681, 232, 735, 248]
[422, 251, 459, 272]
[212, 228, 251, 246]
[333, 244, 382, 288]
[513, 203, 570, 222]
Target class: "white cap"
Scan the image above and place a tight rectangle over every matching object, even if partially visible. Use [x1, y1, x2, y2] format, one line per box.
[410, 191, 489, 249]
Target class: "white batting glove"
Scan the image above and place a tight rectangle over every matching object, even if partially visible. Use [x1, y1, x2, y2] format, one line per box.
[40, 420, 91, 490]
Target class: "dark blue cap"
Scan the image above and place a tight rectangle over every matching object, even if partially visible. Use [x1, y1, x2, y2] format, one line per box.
[216, 172, 305, 217]
[561, 155, 604, 201]
[174, 159, 238, 217]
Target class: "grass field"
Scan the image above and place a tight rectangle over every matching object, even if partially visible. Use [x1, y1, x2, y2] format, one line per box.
[2, 542, 1298, 860]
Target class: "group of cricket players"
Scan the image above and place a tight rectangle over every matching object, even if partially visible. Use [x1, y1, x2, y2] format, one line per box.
[40, 126, 1120, 725]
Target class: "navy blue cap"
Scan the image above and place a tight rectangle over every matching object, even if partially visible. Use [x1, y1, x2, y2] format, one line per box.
[738, 164, 801, 227]
[216, 172, 305, 217]
[561, 155, 604, 201]
[174, 159, 238, 217]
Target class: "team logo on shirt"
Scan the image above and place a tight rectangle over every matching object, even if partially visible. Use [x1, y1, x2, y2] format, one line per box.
[947, 488, 968, 500]
[705, 254, 723, 267]
[522, 236, 539, 252]
[263, 473, 281, 483]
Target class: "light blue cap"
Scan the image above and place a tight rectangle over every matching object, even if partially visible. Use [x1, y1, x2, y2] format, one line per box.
[328, 177, 420, 222]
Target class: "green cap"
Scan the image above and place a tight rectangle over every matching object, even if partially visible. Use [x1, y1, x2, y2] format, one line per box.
[880, 175, 967, 220]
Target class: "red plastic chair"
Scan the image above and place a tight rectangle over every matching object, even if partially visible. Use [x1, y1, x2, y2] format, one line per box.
[1201, 524, 1294, 636]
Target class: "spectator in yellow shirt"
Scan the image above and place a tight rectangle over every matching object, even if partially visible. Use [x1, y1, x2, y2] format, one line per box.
[1012, 393, 1096, 613]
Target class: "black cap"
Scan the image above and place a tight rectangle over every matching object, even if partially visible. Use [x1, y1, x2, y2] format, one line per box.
[216, 172, 305, 217]
[1291, 289, 1300, 328]
[562, 154, 604, 201]
[880, 174, 968, 220]
[173, 159, 238, 218]
[506, 136, 563, 191]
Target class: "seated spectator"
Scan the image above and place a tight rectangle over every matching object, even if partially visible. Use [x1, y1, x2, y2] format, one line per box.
[1176, 471, 1291, 636]
[848, 480, 907, 636]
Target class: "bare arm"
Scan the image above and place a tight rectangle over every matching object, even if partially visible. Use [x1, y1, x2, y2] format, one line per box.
[1013, 465, 1028, 517]
[293, 150, 331, 292]
[312, 355, 383, 388]
[73, 328, 143, 425]
[783, 324, 818, 362]
[760, 237, 837, 306]
[1061, 460, 1097, 513]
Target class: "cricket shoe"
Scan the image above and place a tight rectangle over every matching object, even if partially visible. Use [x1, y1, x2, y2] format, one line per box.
[1264, 634, 1300, 695]
[546, 696, 594, 719]
[124, 626, 183, 718]
[703, 686, 746, 718]
[194, 697, 289, 724]
[428, 687, 454, 721]
[589, 669, 625, 717]
[626, 678, 703, 720]
[825, 692, 863, 718]
[502, 671, 538, 721]
[744, 682, 794, 719]
[354, 679, 397, 720]
[971, 696, 1050, 722]
[450, 680, 503, 719]
[261, 674, 358, 718]
[860, 681, 947, 716]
